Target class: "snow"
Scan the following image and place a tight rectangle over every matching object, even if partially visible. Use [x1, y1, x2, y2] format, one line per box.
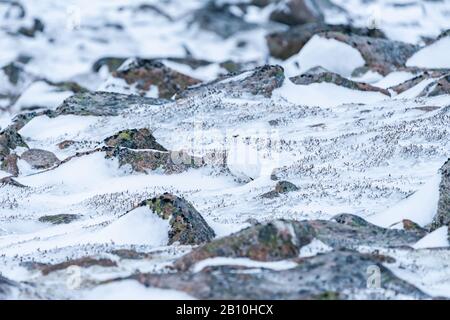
[1, 0, 450, 300]
[298, 239, 333, 258]
[19, 115, 99, 142]
[93, 206, 170, 246]
[283, 35, 365, 77]
[192, 257, 298, 273]
[374, 71, 416, 89]
[367, 174, 441, 228]
[274, 79, 388, 107]
[83, 280, 195, 300]
[413, 226, 449, 249]
[406, 37, 450, 69]
[12, 81, 73, 111]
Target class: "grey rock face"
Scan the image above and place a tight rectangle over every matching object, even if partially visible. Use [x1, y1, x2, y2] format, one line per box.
[290, 66, 390, 95]
[178, 65, 285, 98]
[131, 250, 428, 299]
[266, 23, 386, 60]
[21, 149, 60, 169]
[431, 159, 450, 230]
[55, 91, 168, 116]
[104, 128, 167, 151]
[174, 215, 427, 271]
[140, 193, 216, 245]
[321, 32, 419, 75]
[111, 59, 201, 99]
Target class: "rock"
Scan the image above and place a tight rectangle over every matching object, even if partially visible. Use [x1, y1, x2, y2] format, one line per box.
[110, 249, 152, 260]
[419, 74, 450, 97]
[290, 66, 390, 95]
[389, 70, 449, 94]
[190, 1, 256, 38]
[0, 127, 28, 159]
[178, 65, 285, 98]
[55, 91, 168, 116]
[108, 148, 203, 174]
[262, 180, 299, 198]
[104, 128, 167, 151]
[174, 215, 426, 271]
[266, 23, 386, 60]
[139, 193, 215, 245]
[39, 257, 117, 275]
[38, 214, 80, 225]
[431, 159, 450, 230]
[130, 250, 427, 299]
[175, 220, 310, 271]
[21, 149, 60, 169]
[18, 18, 45, 37]
[110, 58, 201, 99]
[321, 32, 420, 75]
[1, 153, 19, 176]
[269, 0, 326, 26]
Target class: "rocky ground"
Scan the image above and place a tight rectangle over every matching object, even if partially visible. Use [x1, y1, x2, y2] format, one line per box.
[0, 0, 450, 300]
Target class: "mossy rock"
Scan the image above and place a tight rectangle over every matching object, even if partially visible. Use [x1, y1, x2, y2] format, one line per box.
[141, 193, 215, 245]
[104, 128, 167, 151]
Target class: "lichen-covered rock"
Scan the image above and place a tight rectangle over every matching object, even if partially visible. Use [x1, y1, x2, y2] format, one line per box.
[140, 193, 215, 245]
[21, 149, 60, 169]
[0, 127, 28, 159]
[431, 159, 450, 230]
[108, 147, 203, 174]
[190, 1, 256, 38]
[131, 250, 427, 299]
[266, 23, 386, 60]
[38, 214, 80, 225]
[174, 215, 426, 271]
[290, 66, 390, 95]
[178, 65, 285, 98]
[55, 91, 168, 116]
[321, 32, 419, 75]
[1, 153, 19, 176]
[262, 180, 299, 198]
[174, 220, 311, 270]
[104, 128, 167, 151]
[111, 59, 201, 99]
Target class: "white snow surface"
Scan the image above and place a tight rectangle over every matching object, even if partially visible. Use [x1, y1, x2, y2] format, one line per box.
[1, 0, 450, 299]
